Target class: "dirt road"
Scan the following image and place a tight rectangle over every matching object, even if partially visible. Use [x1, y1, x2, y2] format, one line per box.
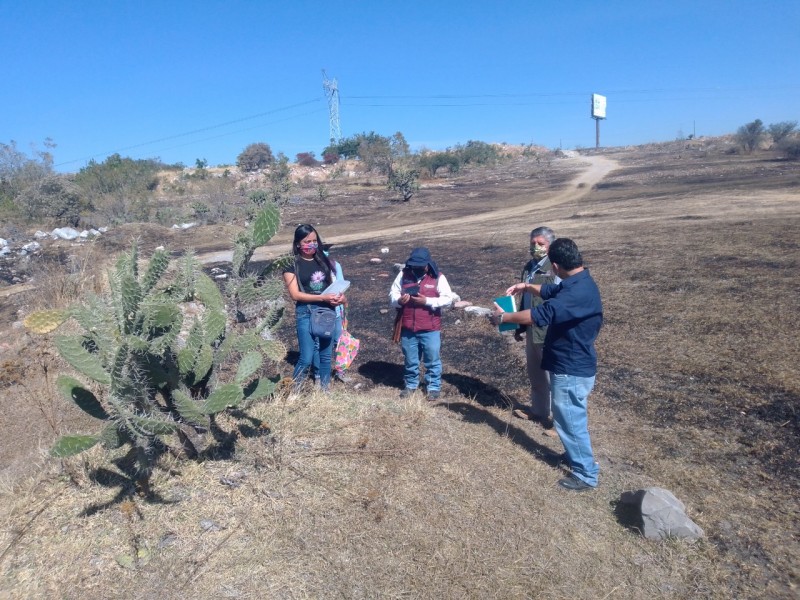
[198, 155, 619, 264]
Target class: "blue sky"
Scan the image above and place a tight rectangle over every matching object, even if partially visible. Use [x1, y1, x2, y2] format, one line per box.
[3, 0, 798, 172]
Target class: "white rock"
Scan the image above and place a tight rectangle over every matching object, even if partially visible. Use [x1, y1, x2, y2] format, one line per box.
[0, 246, 11, 256]
[0, 238, 7, 247]
[369, 258, 382, 264]
[155, 245, 165, 251]
[51, 227, 80, 240]
[380, 247, 390, 254]
[89, 229, 101, 236]
[22, 241, 41, 253]
[98, 227, 108, 233]
[33, 231, 48, 239]
[79, 230, 90, 238]
[172, 222, 197, 230]
[464, 306, 493, 317]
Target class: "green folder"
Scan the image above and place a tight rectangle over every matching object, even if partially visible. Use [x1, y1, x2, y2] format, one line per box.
[494, 295, 517, 332]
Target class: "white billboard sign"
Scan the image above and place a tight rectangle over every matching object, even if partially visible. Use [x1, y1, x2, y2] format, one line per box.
[591, 93, 607, 119]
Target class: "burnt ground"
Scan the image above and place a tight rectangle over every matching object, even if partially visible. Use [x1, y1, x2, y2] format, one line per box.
[1, 142, 800, 597]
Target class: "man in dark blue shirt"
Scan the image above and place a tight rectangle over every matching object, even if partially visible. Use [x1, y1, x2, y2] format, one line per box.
[491, 238, 603, 491]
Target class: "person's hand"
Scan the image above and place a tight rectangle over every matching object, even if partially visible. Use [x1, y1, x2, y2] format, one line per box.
[505, 282, 526, 296]
[513, 329, 524, 342]
[324, 293, 343, 306]
[399, 293, 411, 305]
[410, 295, 427, 306]
[488, 302, 506, 327]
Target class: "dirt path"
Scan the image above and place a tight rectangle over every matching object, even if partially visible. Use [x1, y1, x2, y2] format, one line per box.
[198, 155, 620, 264]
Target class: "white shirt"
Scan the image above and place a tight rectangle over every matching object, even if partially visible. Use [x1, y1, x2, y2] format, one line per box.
[389, 271, 456, 309]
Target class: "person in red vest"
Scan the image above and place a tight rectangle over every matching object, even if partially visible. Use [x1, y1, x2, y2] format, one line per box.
[389, 247, 456, 400]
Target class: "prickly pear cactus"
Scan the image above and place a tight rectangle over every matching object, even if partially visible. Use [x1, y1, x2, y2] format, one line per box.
[24, 231, 286, 490]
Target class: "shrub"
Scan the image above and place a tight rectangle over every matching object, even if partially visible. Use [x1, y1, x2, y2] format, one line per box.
[735, 119, 766, 154]
[322, 151, 340, 165]
[296, 152, 320, 167]
[74, 154, 162, 224]
[418, 152, 461, 177]
[779, 136, 800, 160]
[768, 121, 797, 145]
[17, 174, 87, 226]
[237, 143, 274, 172]
[387, 168, 420, 201]
[454, 140, 499, 165]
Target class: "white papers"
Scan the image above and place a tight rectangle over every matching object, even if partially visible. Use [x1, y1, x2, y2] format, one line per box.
[322, 279, 350, 295]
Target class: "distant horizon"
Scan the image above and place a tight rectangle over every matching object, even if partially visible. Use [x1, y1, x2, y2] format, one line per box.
[4, 1, 797, 174]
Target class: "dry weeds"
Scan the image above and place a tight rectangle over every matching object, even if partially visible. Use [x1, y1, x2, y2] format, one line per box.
[1, 143, 798, 599]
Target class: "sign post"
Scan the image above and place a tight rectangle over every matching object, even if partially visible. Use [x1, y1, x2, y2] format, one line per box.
[591, 93, 607, 149]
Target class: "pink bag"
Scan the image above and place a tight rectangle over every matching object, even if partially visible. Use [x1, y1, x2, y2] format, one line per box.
[335, 316, 360, 371]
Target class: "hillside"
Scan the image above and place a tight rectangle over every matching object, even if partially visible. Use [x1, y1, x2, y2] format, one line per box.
[1, 139, 799, 598]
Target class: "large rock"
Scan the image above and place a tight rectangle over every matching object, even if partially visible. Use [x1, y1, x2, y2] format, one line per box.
[51, 227, 80, 240]
[619, 487, 704, 541]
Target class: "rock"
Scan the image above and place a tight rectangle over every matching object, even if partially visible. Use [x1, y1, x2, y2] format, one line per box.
[464, 306, 492, 317]
[172, 222, 197, 230]
[379, 308, 389, 314]
[22, 241, 41, 253]
[380, 247, 390, 254]
[98, 226, 108, 233]
[51, 227, 80, 240]
[0, 246, 10, 257]
[454, 300, 473, 309]
[619, 487, 704, 541]
[33, 231, 48, 239]
[79, 230, 90, 238]
[89, 229, 101, 236]
[369, 258, 382, 264]
[0, 238, 7, 247]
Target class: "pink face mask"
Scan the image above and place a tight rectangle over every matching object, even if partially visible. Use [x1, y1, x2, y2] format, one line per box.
[300, 242, 318, 253]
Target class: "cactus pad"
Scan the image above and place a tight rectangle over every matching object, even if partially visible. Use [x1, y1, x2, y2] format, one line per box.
[23, 309, 68, 334]
[51, 434, 100, 457]
[56, 375, 108, 420]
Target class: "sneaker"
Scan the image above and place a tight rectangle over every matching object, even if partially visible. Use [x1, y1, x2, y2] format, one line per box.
[557, 475, 594, 492]
[427, 390, 440, 400]
[399, 388, 416, 399]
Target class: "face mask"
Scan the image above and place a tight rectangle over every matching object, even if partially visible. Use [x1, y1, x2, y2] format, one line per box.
[530, 244, 547, 260]
[300, 241, 318, 253]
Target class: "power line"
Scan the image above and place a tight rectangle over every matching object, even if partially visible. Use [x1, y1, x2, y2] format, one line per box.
[56, 97, 324, 168]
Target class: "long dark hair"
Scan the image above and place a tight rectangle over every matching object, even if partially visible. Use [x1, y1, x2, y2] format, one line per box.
[292, 224, 334, 283]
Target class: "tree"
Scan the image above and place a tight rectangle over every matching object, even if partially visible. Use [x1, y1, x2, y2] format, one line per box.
[267, 153, 292, 205]
[237, 142, 274, 172]
[359, 134, 392, 174]
[735, 119, 766, 154]
[418, 151, 461, 177]
[74, 154, 162, 223]
[0, 139, 54, 207]
[390, 132, 410, 160]
[18, 174, 87, 226]
[387, 168, 420, 201]
[295, 152, 320, 167]
[768, 121, 798, 145]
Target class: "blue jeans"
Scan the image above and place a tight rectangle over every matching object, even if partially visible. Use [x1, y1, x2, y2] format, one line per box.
[294, 304, 333, 390]
[313, 314, 343, 376]
[400, 329, 442, 391]
[550, 373, 599, 487]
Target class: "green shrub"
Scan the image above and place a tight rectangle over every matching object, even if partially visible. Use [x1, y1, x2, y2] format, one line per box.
[237, 143, 274, 172]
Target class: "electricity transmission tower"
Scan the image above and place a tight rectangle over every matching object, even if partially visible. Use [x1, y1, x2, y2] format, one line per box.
[322, 70, 341, 144]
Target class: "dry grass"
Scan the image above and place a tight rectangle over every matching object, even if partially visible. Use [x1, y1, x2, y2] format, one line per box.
[0, 387, 729, 599]
[1, 143, 798, 599]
